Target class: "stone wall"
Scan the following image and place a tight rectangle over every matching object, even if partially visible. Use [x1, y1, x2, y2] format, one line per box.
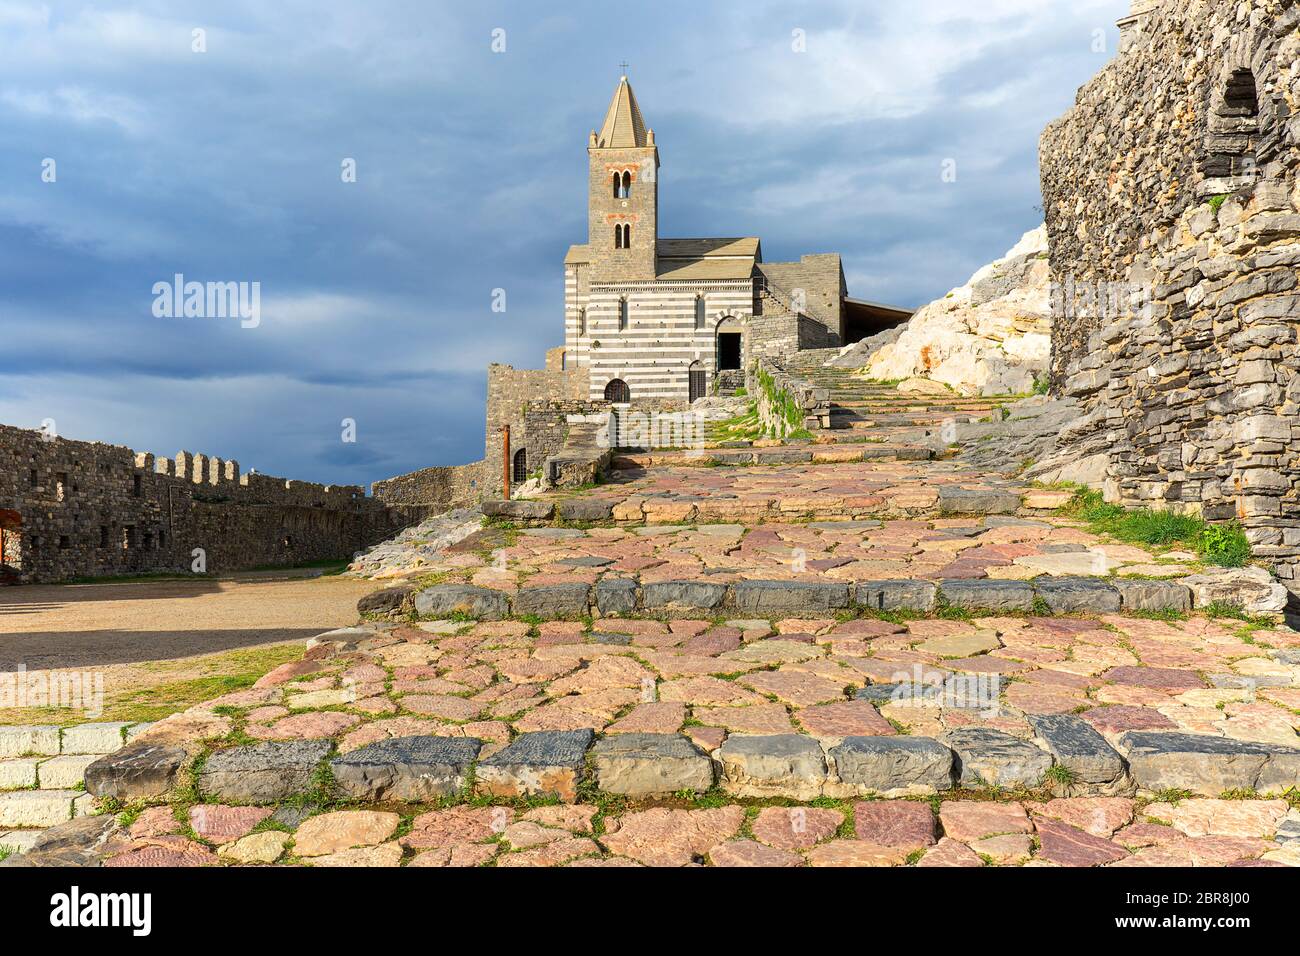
[0, 424, 417, 584]
[1040, 0, 1300, 582]
[371, 461, 485, 510]
[757, 255, 847, 341]
[483, 363, 591, 498]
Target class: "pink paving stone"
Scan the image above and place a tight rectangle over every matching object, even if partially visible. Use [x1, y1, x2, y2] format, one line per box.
[680, 628, 743, 656]
[1034, 818, 1129, 867]
[522, 805, 598, 833]
[797, 700, 896, 738]
[691, 704, 796, 734]
[605, 702, 687, 734]
[408, 844, 499, 868]
[593, 619, 669, 636]
[750, 806, 843, 851]
[739, 669, 848, 707]
[806, 840, 908, 867]
[105, 840, 217, 868]
[1114, 822, 1185, 848]
[684, 725, 726, 751]
[1108, 845, 1195, 867]
[496, 658, 578, 682]
[253, 660, 322, 688]
[709, 839, 804, 867]
[293, 811, 401, 857]
[188, 805, 272, 844]
[659, 676, 767, 706]
[245, 711, 360, 740]
[129, 806, 183, 839]
[1102, 666, 1206, 690]
[1005, 682, 1088, 715]
[246, 705, 290, 723]
[915, 837, 985, 867]
[1181, 836, 1274, 866]
[600, 807, 746, 867]
[853, 801, 937, 850]
[401, 806, 511, 850]
[668, 620, 711, 637]
[1079, 705, 1177, 735]
[1020, 668, 1096, 690]
[547, 655, 657, 694]
[1033, 798, 1135, 838]
[944, 656, 1035, 675]
[400, 694, 483, 720]
[827, 619, 907, 639]
[536, 622, 587, 645]
[972, 833, 1033, 864]
[496, 837, 602, 868]
[939, 802, 1031, 842]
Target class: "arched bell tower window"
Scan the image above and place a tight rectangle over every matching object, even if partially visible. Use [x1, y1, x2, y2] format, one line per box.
[621, 170, 632, 198]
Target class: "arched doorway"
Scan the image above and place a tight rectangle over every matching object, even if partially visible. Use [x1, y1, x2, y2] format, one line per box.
[0, 509, 22, 583]
[715, 318, 742, 371]
[604, 379, 630, 403]
[688, 361, 708, 403]
[512, 448, 529, 484]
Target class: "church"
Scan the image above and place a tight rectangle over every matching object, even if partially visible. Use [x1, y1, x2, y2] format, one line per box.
[560, 75, 910, 404]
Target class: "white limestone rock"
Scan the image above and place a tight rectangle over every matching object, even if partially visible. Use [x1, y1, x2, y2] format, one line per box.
[860, 226, 1052, 397]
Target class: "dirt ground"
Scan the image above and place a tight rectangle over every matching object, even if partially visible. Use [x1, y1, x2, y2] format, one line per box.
[0, 572, 377, 725]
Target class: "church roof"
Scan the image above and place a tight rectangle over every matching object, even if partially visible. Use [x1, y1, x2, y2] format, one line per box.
[595, 76, 649, 148]
[656, 237, 760, 280]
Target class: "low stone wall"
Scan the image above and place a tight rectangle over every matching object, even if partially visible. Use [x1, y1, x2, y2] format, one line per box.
[372, 460, 485, 510]
[748, 359, 831, 436]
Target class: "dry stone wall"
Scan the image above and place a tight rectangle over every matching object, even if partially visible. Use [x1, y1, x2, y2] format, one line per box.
[0, 424, 417, 584]
[1040, 0, 1300, 584]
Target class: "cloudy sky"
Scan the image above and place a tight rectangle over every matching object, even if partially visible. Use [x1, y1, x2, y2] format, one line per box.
[0, 0, 1125, 488]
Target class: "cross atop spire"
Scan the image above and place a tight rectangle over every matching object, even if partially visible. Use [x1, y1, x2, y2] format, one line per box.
[619, 60, 629, 75]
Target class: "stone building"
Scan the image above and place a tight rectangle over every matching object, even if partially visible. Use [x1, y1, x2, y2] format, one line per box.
[375, 75, 911, 506]
[1040, 0, 1300, 583]
[561, 75, 910, 404]
[0, 424, 416, 584]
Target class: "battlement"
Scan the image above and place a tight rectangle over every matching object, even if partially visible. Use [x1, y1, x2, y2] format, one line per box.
[0, 422, 415, 583]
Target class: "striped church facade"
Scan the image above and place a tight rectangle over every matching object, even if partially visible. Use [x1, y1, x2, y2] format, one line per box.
[564, 270, 754, 402]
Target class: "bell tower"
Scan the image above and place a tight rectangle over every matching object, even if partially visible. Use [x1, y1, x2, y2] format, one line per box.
[588, 74, 659, 282]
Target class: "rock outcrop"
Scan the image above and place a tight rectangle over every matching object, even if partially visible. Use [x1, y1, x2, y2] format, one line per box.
[858, 227, 1052, 396]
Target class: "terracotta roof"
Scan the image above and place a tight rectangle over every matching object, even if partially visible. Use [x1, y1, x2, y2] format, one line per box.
[595, 76, 649, 149]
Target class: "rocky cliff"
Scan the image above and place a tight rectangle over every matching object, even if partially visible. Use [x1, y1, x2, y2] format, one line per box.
[856, 226, 1052, 396]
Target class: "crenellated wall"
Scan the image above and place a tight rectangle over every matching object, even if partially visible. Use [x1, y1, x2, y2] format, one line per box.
[0, 424, 418, 583]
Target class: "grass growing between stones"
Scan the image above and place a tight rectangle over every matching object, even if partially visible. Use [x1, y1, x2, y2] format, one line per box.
[1062, 488, 1250, 567]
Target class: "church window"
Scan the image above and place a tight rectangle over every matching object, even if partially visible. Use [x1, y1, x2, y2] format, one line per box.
[612, 171, 621, 198]
[623, 223, 631, 247]
[618, 298, 629, 331]
[621, 170, 631, 198]
[694, 296, 706, 330]
[614, 224, 623, 249]
[578, 308, 587, 336]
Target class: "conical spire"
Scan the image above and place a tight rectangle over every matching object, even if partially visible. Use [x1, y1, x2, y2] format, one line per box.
[594, 75, 649, 149]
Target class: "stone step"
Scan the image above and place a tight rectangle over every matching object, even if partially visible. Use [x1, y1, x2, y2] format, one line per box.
[89, 723, 1277, 805]
[410, 576, 1194, 622]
